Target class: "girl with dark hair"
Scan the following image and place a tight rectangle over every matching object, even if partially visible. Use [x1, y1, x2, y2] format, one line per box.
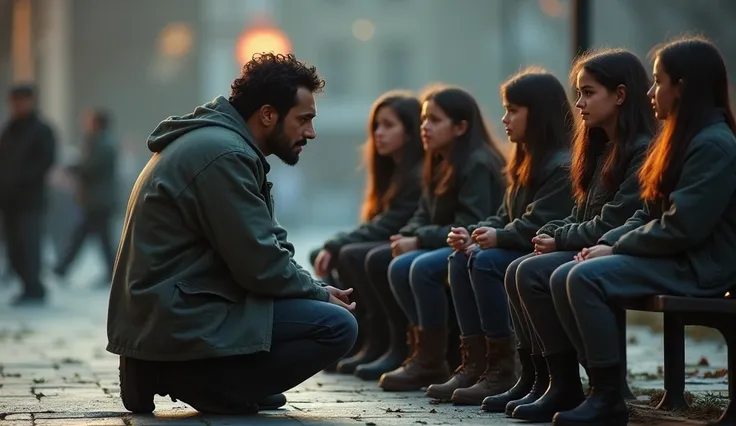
[550, 37, 736, 426]
[490, 49, 657, 423]
[371, 86, 507, 391]
[427, 68, 575, 405]
[309, 90, 425, 373]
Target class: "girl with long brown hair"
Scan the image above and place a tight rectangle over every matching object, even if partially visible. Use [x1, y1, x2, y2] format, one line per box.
[426, 68, 575, 405]
[369, 86, 507, 390]
[550, 36, 736, 426]
[310, 90, 424, 373]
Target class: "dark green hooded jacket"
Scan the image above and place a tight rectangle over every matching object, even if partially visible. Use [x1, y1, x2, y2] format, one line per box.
[107, 96, 329, 361]
[600, 112, 736, 292]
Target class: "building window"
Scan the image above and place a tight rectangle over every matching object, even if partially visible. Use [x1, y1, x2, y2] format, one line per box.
[318, 41, 351, 97]
[380, 42, 411, 91]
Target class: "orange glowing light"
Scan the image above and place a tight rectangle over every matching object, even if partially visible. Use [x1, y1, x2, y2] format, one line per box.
[236, 27, 292, 65]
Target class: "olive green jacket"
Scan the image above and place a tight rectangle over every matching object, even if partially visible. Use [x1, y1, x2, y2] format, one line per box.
[107, 96, 329, 361]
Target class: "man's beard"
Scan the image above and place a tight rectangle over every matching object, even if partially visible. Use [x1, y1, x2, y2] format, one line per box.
[267, 122, 306, 166]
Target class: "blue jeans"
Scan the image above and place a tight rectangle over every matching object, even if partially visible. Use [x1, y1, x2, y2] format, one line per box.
[165, 298, 358, 413]
[448, 248, 529, 338]
[388, 247, 454, 329]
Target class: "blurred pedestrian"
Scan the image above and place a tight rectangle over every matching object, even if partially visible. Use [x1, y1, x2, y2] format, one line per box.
[0, 84, 57, 306]
[53, 109, 118, 285]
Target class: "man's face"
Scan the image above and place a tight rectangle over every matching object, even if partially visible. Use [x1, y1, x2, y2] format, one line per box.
[9, 95, 34, 118]
[266, 87, 317, 166]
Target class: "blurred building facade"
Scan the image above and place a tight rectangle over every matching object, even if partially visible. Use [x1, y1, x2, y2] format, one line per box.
[1, 0, 735, 232]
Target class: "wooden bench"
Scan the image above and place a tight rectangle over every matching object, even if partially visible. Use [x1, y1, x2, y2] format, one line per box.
[619, 295, 736, 425]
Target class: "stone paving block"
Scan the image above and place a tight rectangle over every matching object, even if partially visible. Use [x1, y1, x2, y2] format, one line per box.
[31, 411, 127, 419]
[128, 410, 205, 425]
[3, 413, 33, 420]
[0, 385, 34, 397]
[35, 419, 126, 426]
[203, 416, 305, 426]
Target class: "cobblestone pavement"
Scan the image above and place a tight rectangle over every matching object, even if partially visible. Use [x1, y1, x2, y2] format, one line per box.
[0, 232, 729, 425]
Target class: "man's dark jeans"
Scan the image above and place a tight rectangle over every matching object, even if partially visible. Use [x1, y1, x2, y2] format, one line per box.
[164, 298, 358, 413]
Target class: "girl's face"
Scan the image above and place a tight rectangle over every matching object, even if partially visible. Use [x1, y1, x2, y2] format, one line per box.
[575, 69, 620, 129]
[501, 99, 528, 144]
[420, 100, 465, 151]
[648, 57, 678, 120]
[373, 106, 406, 157]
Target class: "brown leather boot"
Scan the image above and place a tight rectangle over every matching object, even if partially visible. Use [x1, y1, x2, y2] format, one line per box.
[425, 335, 485, 400]
[378, 328, 451, 391]
[451, 335, 517, 405]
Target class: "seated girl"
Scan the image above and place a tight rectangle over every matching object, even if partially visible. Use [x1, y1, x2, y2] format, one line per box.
[376, 86, 507, 391]
[427, 68, 576, 404]
[309, 91, 424, 373]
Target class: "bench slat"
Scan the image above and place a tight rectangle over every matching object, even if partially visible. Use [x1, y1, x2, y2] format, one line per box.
[648, 295, 736, 314]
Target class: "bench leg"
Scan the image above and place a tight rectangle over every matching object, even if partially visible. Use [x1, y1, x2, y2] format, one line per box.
[657, 313, 689, 411]
[616, 309, 635, 400]
[709, 324, 736, 425]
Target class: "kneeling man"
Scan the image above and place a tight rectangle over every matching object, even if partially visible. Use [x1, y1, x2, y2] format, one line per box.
[106, 53, 358, 414]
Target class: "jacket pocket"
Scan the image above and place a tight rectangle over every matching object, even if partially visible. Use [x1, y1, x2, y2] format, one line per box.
[169, 282, 241, 339]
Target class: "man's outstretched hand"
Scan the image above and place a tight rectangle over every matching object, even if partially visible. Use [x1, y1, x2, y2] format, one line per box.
[325, 286, 356, 311]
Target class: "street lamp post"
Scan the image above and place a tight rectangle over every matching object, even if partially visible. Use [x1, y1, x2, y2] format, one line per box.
[571, 0, 591, 59]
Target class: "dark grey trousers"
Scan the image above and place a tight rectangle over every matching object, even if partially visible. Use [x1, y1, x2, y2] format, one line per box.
[550, 254, 724, 368]
[512, 251, 578, 358]
[504, 253, 539, 353]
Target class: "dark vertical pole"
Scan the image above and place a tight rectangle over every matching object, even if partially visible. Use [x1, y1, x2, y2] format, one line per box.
[571, 0, 591, 60]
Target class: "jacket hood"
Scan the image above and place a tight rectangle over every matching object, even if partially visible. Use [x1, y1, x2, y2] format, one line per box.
[146, 96, 254, 153]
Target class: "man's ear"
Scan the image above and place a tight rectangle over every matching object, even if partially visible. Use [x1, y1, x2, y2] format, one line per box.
[259, 105, 279, 127]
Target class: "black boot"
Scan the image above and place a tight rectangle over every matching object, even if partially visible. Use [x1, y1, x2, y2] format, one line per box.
[512, 352, 585, 422]
[480, 349, 535, 413]
[553, 365, 628, 426]
[354, 324, 410, 380]
[337, 311, 388, 374]
[119, 356, 165, 413]
[502, 353, 549, 416]
[258, 393, 287, 410]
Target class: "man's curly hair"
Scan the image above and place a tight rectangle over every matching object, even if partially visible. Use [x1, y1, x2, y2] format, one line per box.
[229, 52, 325, 120]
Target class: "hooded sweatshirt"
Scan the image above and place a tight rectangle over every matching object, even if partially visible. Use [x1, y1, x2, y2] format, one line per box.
[106, 96, 329, 361]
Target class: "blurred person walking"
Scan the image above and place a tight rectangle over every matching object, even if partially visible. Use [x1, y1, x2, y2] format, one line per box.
[53, 109, 118, 286]
[0, 84, 57, 306]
